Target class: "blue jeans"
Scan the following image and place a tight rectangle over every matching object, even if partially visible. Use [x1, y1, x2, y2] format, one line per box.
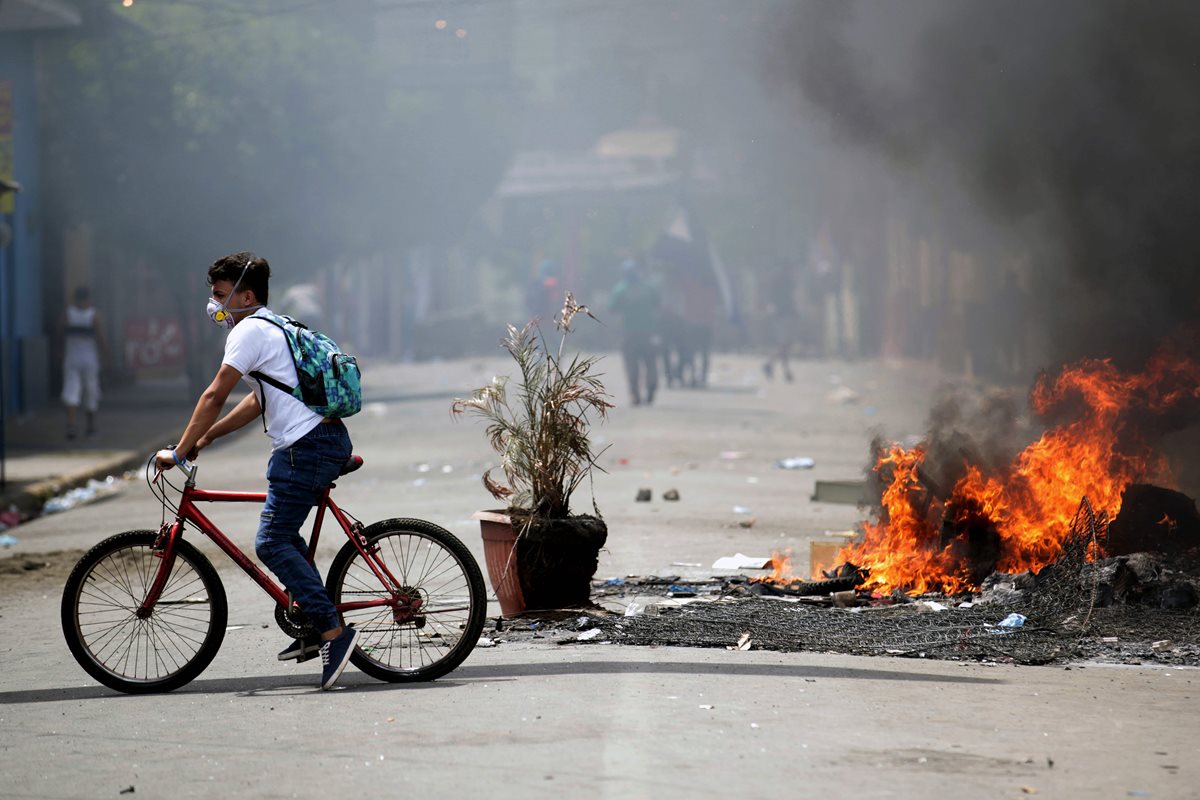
[255, 420, 353, 634]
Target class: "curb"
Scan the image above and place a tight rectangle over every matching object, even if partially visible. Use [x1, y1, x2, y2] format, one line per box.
[2, 432, 181, 521]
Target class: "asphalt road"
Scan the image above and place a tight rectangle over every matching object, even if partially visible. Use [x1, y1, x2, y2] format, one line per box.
[2, 354, 1196, 799]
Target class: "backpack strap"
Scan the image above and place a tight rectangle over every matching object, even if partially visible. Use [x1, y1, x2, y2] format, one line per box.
[245, 312, 301, 433]
[248, 370, 295, 396]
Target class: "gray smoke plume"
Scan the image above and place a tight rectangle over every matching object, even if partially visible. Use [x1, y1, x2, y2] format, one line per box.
[771, 0, 1200, 366]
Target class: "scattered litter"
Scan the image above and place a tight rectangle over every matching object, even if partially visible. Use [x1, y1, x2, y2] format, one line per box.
[699, 704, 715, 710]
[670, 562, 702, 568]
[998, 613, 1027, 628]
[1020, 787, 1038, 795]
[923, 601, 949, 612]
[477, 637, 497, 648]
[635, 488, 652, 502]
[363, 402, 388, 417]
[440, 465, 454, 474]
[0, 534, 18, 547]
[832, 591, 856, 608]
[0, 506, 20, 528]
[1101, 636, 1120, 644]
[120, 788, 135, 796]
[1151, 640, 1173, 652]
[411, 478, 428, 488]
[737, 632, 752, 650]
[41, 476, 124, 514]
[577, 628, 602, 641]
[667, 585, 696, 598]
[624, 602, 644, 617]
[719, 451, 747, 460]
[776, 456, 815, 470]
[810, 480, 868, 505]
[824, 529, 858, 539]
[827, 386, 861, 404]
[737, 517, 757, 529]
[731, 506, 752, 515]
[414, 463, 432, 473]
[712, 553, 772, 570]
[662, 489, 680, 501]
[958, 601, 974, 609]
[604, 578, 625, 586]
[746, 476, 759, 484]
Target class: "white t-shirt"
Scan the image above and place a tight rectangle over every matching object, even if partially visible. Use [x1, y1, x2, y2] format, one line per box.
[64, 306, 100, 365]
[222, 308, 324, 451]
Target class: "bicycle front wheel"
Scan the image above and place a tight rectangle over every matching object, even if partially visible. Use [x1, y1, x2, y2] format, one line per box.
[61, 530, 227, 694]
[327, 518, 486, 682]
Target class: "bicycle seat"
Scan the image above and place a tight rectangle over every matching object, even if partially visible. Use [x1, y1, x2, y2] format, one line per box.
[339, 455, 364, 476]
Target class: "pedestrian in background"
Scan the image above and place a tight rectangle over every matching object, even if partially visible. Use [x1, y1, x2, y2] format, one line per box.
[762, 261, 800, 382]
[610, 257, 661, 406]
[59, 287, 108, 440]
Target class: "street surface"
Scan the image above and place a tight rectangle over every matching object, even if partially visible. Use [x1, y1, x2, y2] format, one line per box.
[2, 354, 1196, 799]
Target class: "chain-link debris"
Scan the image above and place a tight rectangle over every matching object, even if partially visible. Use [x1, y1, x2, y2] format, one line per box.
[576, 499, 1200, 666]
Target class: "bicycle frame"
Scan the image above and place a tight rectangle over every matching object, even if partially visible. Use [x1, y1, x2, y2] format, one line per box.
[139, 467, 410, 622]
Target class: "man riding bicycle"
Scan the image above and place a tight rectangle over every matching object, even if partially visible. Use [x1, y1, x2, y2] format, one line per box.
[155, 252, 357, 690]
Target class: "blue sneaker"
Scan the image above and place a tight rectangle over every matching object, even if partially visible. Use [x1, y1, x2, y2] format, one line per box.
[319, 626, 358, 690]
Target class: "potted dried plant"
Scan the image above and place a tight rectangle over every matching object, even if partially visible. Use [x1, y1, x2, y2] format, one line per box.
[452, 293, 612, 615]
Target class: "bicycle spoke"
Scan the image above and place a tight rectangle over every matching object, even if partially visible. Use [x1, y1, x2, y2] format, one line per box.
[70, 541, 219, 685]
[334, 527, 483, 676]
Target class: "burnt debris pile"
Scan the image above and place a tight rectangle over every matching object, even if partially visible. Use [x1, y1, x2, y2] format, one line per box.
[578, 498, 1200, 666]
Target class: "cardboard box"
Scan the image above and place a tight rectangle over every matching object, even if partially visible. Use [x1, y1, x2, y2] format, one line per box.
[809, 540, 844, 579]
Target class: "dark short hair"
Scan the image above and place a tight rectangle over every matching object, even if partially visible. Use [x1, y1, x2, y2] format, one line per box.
[208, 252, 270, 305]
[73, 286, 91, 303]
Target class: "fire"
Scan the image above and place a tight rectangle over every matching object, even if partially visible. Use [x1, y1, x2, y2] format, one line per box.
[761, 551, 793, 583]
[836, 349, 1200, 594]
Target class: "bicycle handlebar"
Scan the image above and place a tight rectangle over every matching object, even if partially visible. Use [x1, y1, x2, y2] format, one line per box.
[177, 458, 199, 486]
[153, 449, 199, 487]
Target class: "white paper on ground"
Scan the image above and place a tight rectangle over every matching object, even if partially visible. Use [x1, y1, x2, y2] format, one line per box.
[712, 553, 773, 570]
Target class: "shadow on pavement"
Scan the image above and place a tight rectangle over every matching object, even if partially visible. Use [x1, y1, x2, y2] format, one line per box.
[452, 660, 1005, 684]
[1, 659, 1001, 704]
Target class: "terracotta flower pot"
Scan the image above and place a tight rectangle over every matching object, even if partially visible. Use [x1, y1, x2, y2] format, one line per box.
[472, 510, 526, 617]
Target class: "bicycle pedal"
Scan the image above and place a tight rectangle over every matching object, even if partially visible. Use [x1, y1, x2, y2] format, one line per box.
[295, 650, 320, 664]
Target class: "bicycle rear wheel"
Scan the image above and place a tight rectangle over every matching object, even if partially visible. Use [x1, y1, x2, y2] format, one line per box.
[327, 518, 486, 682]
[61, 530, 227, 694]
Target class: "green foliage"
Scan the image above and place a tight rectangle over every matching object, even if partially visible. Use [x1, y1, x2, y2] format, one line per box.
[453, 294, 612, 520]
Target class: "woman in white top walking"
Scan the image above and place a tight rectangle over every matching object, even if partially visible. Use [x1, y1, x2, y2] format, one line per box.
[60, 287, 108, 440]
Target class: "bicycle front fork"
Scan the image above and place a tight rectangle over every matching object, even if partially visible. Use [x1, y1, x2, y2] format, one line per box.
[138, 520, 182, 618]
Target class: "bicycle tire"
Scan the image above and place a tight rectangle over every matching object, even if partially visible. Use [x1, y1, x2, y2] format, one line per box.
[327, 518, 486, 683]
[61, 530, 228, 694]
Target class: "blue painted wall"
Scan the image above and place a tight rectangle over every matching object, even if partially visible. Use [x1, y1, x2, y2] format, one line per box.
[0, 32, 44, 414]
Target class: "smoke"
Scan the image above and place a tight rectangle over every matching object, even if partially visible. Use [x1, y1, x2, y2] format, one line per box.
[865, 384, 1029, 511]
[771, 0, 1200, 365]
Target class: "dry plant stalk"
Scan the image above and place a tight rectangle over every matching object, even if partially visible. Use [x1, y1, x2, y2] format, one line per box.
[452, 292, 612, 519]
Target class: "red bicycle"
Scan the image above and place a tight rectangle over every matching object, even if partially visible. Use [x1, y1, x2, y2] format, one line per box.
[61, 454, 486, 694]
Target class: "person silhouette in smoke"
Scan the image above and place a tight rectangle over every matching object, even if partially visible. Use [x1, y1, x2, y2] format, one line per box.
[610, 257, 661, 406]
[59, 287, 109, 440]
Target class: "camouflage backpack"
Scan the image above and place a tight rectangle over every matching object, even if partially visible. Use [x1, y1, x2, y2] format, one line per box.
[248, 309, 362, 422]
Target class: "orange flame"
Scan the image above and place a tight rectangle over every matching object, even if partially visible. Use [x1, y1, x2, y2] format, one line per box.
[834, 349, 1199, 594]
[761, 551, 793, 583]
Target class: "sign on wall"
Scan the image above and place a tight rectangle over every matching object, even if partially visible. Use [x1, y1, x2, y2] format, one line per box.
[124, 318, 186, 377]
[0, 81, 12, 215]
